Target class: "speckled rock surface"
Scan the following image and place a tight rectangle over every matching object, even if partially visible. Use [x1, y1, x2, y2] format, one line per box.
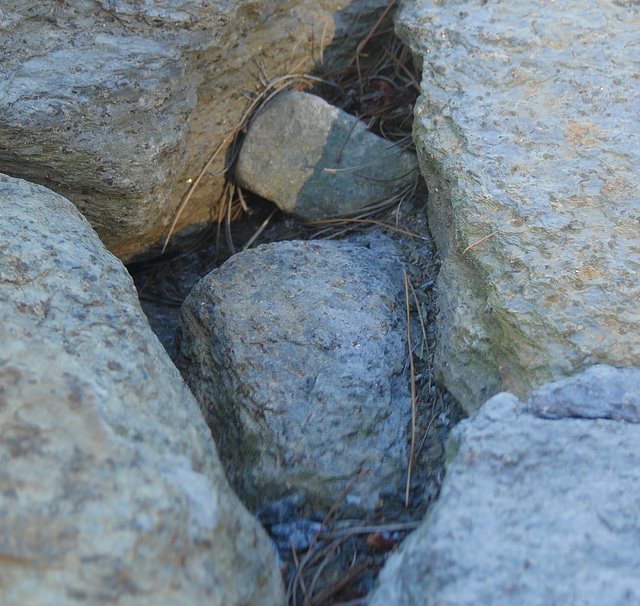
[175, 235, 412, 510]
[0, 174, 284, 605]
[0, 0, 392, 261]
[235, 91, 419, 220]
[369, 365, 640, 606]
[397, 0, 640, 411]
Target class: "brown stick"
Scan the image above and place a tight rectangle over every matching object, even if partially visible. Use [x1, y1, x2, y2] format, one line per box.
[309, 467, 370, 552]
[344, 0, 397, 73]
[462, 230, 499, 255]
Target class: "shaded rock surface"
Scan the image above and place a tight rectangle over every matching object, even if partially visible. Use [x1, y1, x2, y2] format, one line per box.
[0, 174, 284, 605]
[175, 235, 412, 510]
[235, 91, 419, 220]
[369, 364, 640, 606]
[397, 0, 640, 411]
[0, 0, 392, 261]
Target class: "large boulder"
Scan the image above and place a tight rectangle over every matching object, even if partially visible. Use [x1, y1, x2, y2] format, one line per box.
[369, 365, 640, 606]
[175, 235, 412, 510]
[0, 174, 284, 605]
[397, 0, 640, 411]
[0, 0, 391, 261]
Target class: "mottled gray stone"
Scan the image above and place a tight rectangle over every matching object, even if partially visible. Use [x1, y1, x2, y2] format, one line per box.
[369, 365, 640, 606]
[527, 364, 640, 422]
[0, 174, 284, 605]
[397, 0, 640, 411]
[175, 235, 411, 510]
[0, 0, 392, 260]
[235, 91, 419, 221]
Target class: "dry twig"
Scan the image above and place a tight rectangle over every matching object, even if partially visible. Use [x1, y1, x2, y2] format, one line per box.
[462, 230, 499, 255]
[309, 468, 370, 552]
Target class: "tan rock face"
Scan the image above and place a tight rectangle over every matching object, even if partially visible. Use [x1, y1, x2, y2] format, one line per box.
[0, 0, 391, 261]
[398, 0, 640, 411]
[0, 174, 284, 605]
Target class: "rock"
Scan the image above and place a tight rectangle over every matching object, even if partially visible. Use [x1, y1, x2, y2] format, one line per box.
[0, 174, 284, 605]
[0, 0, 394, 260]
[175, 235, 412, 510]
[270, 519, 323, 553]
[397, 0, 640, 411]
[368, 365, 640, 606]
[528, 364, 640, 422]
[235, 91, 419, 221]
[257, 491, 307, 527]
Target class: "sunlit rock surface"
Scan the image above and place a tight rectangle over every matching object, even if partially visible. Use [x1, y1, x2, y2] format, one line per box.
[0, 0, 391, 260]
[398, 0, 640, 411]
[370, 365, 640, 606]
[0, 174, 284, 605]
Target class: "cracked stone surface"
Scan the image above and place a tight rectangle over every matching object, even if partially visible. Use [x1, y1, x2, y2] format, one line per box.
[397, 0, 640, 411]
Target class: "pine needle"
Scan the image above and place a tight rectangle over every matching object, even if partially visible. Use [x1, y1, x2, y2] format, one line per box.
[462, 230, 499, 255]
[161, 68, 327, 253]
[309, 468, 370, 552]
[344, 0, 397, 73]
[403, 268, 417, 508]
[306, 218, 428, 240]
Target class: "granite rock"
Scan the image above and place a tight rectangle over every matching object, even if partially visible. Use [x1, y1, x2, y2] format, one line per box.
[397, 0, 640, 411]
[0, 174, 284, 605]
[175, 235, 412, 510]
[0, 0, 393, 260]
[235, 91, 419, 221]
[369, 364, 640, 606]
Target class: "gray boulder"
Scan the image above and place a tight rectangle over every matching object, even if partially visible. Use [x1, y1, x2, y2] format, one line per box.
[397, 0, 640, 411]
[369, 365, 640, 606]
[0, 174, 284, 605]
[175, 235, 411, 510]
[0, 0, 393, 260]
[235, 91, 419, 221]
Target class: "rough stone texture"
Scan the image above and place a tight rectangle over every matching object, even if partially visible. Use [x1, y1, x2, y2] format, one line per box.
[175, 235, 411, 510]
[0, 174, 284, 605]
[369, 365, 640, 606]
[397, 0, 640, 411]
[235, 91, 419, 221]
[0, 0, 392, 261]
[528, 364, 640, 422]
